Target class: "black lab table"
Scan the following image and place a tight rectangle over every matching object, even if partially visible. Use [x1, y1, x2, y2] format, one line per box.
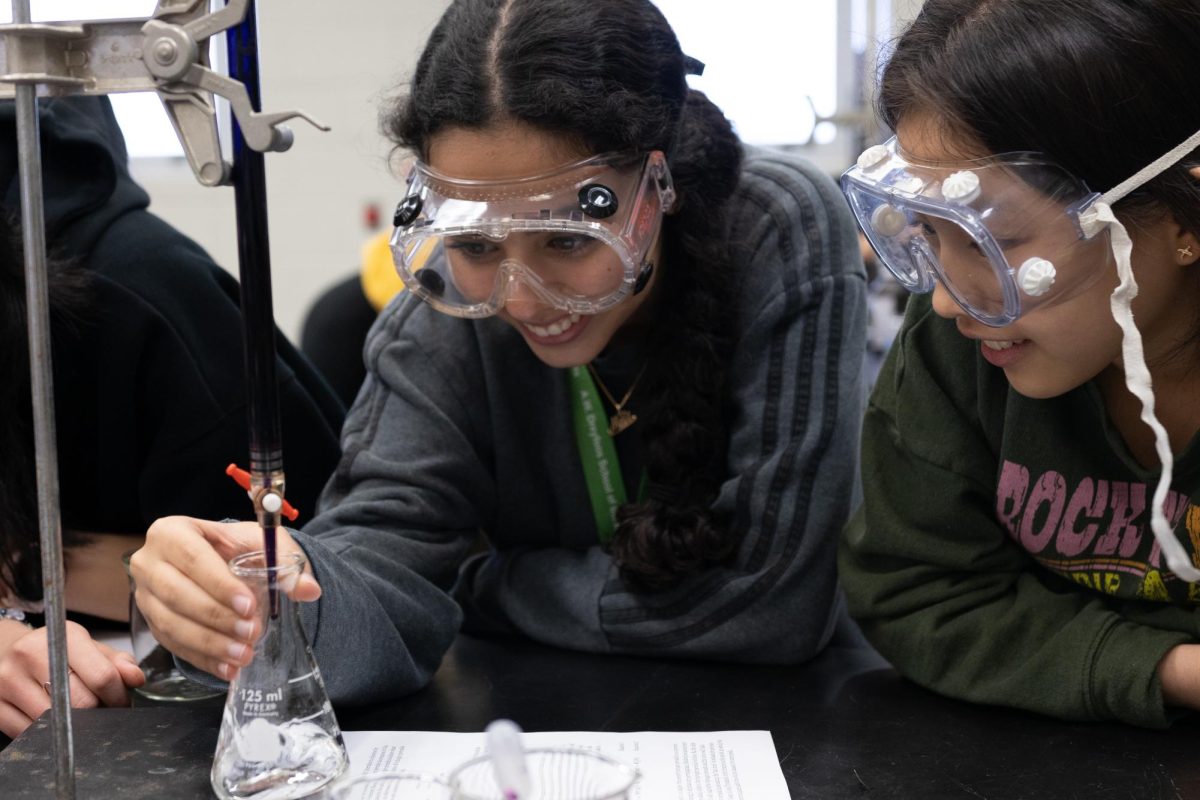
[1, 629, 1196, 798]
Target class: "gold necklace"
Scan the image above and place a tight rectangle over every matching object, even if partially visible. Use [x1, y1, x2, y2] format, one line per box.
[587, 363, 647, 436]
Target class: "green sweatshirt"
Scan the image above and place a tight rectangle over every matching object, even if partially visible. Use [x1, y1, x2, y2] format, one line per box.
[840, 293, 1200, 729]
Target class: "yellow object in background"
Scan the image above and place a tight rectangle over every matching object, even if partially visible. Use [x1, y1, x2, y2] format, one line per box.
[360, 231, 404, 313]
[360, 231, 439, 312]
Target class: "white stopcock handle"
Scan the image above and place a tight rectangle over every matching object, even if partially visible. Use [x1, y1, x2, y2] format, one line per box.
[261, 492, 283, 514]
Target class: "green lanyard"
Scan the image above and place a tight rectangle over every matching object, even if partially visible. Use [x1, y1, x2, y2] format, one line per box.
[569, 365, 628, 544]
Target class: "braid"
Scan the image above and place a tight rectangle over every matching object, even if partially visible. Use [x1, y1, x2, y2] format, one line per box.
[610, 91, 742, 590]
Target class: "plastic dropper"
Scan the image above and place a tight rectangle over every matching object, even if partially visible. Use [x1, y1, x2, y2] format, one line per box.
[486, 719, 532, 800]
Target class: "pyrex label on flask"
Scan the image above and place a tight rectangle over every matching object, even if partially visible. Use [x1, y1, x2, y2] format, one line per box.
[239, 686, 284, 717]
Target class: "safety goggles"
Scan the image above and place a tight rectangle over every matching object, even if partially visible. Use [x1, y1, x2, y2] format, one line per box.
[845, 125, 1200, 585]
[389, 151, 676, 318]
[841, 136, 1110, 326]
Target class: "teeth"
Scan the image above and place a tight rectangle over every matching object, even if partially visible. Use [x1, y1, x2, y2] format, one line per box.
[982, 339, 1018, 351]
[526, 312, 582, 339]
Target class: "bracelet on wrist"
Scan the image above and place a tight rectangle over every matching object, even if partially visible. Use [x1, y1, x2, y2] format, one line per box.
[0, 608, 35, 629]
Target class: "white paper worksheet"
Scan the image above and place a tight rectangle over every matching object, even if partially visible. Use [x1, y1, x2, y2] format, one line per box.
[340, 730, 790, 799]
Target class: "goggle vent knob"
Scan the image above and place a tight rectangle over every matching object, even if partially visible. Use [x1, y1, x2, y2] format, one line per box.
[634, 262, 655, 295]
[857, 145, 890, 171]
[871, 204, 908, 238]
[394, 195, 423, 227]
[416, 268, 446, 297]
[942, 171, 982, 204]
[1018, 257, 1056, 297]
[579, 184, 619, 219]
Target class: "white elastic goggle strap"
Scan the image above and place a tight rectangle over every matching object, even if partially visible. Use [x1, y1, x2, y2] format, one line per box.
[1099, 126, 1200, 206]
[1079, 202, 1200, 582]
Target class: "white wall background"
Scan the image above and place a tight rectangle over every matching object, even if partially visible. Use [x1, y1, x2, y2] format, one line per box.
[894, 0, 925, 26]
[28, 0, 921, 342]
[126, 0, 452, 340]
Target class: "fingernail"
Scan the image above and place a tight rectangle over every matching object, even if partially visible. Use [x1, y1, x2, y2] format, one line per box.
[216, 662, 233, 680]
[227, 642, 249, 662]
[234, 620, 255, 640]
[232, 595, 252, 616]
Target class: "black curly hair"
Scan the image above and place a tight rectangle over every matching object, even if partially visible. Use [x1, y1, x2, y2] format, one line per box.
[0, 213, 89, 601]
[383, 0, 745, 589]
[881, 0, 1200, 238]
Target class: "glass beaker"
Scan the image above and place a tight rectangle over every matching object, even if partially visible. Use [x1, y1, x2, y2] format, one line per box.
[331, 750, 639, 800]
[211, 551, 348, 800]
[331, 753, 638, 800]
[331, 772, 446, 799]
[449, 748, 639, 800]
[122, 548, 225, 703]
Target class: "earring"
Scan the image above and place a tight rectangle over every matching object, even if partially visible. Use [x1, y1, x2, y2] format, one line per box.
[1180, 245, 1195, 259]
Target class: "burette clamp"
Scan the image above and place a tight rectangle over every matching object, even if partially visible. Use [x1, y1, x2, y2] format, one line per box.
[0, 0, 330, 187]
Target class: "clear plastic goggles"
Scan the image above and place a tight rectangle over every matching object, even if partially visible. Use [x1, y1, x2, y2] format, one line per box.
[841, 137, 1111, 326]
[389, 151, 676, 318]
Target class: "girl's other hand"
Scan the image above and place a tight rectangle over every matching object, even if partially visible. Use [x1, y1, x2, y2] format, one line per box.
[1157, 644, 1200, 712]
[0, 620, 144, 738]
[129, 517, 320, 684]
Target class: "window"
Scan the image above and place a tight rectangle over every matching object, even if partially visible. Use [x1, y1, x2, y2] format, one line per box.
[653, 0, 838, 147]
[0, 0, 154, 20]
[1, 1, 184, 157]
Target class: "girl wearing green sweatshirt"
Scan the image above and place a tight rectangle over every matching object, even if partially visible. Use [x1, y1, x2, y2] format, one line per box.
[840, 0, 1200, 728]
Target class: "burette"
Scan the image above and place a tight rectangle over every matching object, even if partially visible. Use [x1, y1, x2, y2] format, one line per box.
[226, 1, 287, 618]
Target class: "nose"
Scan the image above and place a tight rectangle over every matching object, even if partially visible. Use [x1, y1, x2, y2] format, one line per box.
[930, 278, 965, 320]
[500, 272, 554, 320]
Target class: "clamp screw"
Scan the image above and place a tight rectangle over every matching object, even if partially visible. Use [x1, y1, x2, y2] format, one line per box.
[152, 38, 178, 66]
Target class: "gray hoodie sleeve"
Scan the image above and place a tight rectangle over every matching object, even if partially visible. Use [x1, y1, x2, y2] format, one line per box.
[453, 150, 868, 663]
[290, 298, 491, 704]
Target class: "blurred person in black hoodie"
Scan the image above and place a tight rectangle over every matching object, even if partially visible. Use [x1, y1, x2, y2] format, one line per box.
[0, 96, 344, 737]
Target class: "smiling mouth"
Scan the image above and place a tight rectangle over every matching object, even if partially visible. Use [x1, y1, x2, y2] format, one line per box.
[981, 339, 1027, 351]
[522, 312, 583, 338]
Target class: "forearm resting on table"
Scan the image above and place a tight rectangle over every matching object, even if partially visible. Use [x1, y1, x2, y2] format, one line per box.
[1157, 644, 1200, 711]
[64, 532, 144, 623]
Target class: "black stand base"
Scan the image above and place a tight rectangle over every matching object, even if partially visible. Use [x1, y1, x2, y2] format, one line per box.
[0, 707, 221, 798]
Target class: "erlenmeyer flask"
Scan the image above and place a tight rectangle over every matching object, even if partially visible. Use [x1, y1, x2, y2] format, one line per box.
[211, 551, 348, 800]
